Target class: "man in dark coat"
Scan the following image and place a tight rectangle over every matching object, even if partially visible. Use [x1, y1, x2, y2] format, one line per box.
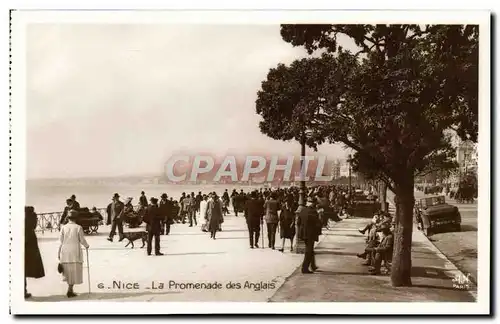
[70, 194, 80, 210]
[207, 193, 224, 239]
[90, 207, 104, 224]
[159, 193, 172, 235]
[25, 206, 45, 298]
[107, 193, 125, 242]
[367, 226, 394, 275]
[297, 197, 321, 273]
[233, 192, 240, 217]
[139, 191, 148, 208]
[106, 199, 112, 225]
[230, 189, 238, 215]
[179, 192, 187, 223]
[195, 191, 203, 214]
[244, 191, 264, 248]
[59, 198, 76, 228]
[144, 197, 164, 256]
[222, 189, 229, 204]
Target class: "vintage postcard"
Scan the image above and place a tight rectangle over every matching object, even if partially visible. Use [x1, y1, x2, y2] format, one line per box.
[9, 9, 491, 315]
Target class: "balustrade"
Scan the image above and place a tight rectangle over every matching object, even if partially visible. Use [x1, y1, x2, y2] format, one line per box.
[34, 205, 141, 233]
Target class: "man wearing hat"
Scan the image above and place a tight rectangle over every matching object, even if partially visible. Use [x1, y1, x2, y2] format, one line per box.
[159, 193, 172, 235]
[182, 193, 195, 227]
[107, 193, 125, 242]
[70, 194, 80, 210]
[367, 225, 393, 275]
[244, 191, 264, 248]
[59, 198, 76, 228]
[139, 191, 148, 208]
[297, 196, 322, 273]
[144, 197, 164, 256]
[90, 207, 104, 224]
[358, 211, 382, 235]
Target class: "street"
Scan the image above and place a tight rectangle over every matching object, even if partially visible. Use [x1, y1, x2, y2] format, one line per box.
[387, 191, 478, 284]
[26, 214, 304, 302]
[413, 191, 478, 283]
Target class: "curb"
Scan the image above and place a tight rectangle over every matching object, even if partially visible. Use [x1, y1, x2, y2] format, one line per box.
[387, 198, 477, 300]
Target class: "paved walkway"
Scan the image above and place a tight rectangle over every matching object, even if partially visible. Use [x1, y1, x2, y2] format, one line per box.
[27, 202, 477, 303]
[27, 214, 305, 302]
[270, 216, 476, 302]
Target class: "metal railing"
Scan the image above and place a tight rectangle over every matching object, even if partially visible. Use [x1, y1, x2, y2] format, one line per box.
[35, 205, 141, 234]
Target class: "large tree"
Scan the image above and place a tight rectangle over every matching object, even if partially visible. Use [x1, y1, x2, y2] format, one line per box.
[256, 56, 349, 205]
[279, 24, 478, 286]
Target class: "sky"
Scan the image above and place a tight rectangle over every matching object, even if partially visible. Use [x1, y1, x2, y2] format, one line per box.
[26, 24, 354, 179]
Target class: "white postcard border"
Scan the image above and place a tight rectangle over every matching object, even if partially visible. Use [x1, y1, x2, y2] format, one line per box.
[10, 9, 491, 315]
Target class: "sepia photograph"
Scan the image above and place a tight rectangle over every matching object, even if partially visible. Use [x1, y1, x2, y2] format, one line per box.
[9, 9, 491, 315]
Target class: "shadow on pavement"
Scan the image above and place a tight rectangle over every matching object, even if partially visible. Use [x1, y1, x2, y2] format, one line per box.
[28, 291, 181, 302]
[37, 237, 60, 242]
[411, 266, 451, 279]
[89, 232, 116, 237]
[214, 229, 247, 233]
[158, 252, 227, 256]
[325, 233, 364, 238]
[315, 247, 345, 251]
[410, 284, 466, 292]
[315, 250, 359, 257]
[86, 247, 145, 251]
[313, 270, 373, 276]
[457, 225, 477, 232]
[166, 232, 210, 236]
[454, 248, 478, 259]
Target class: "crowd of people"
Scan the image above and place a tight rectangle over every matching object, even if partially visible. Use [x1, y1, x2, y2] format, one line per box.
[97, 185, 358, 275]
[98, 185, 358, 250]
[26, 184, 389, 298]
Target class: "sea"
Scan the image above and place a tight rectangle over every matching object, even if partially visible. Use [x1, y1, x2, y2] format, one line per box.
[26, 178, 274, 214]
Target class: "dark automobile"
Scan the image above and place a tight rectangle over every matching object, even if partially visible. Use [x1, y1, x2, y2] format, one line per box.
[414, 196, 461, 236]
[351, 190, 381, 218]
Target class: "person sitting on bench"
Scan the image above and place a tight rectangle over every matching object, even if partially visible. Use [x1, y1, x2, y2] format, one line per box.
[367, 226, 394, 275]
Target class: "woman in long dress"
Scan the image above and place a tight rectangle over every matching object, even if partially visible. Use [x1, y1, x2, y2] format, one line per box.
[207, 193, 223, 240]
[25, 206, 45, 298]
[58, 210, 89, 298]
[199, 195, 209, 232]
[278, 200, 296, 252]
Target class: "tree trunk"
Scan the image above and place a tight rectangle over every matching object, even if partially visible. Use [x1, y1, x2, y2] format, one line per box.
[380, 181, 387, 212]
[390, 173, 415, 287]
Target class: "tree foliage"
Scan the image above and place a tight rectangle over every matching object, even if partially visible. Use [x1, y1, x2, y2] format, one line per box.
[280, 24, 479, 143]
[271, 24, 479, 287]
[256, 56, 350, 150]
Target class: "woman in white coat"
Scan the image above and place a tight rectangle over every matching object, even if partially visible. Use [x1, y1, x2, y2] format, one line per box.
[58, 210, 89, 298]
[199, 195, 209, 231]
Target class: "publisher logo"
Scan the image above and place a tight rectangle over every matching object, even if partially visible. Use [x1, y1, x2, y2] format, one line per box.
[452, 273, 471, 290]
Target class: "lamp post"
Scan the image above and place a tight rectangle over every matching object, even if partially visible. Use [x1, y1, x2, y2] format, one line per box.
[295, 129, 307, 254]
[348, 154, 352, 197]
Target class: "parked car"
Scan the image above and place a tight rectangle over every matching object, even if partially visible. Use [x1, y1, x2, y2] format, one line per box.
[351, 193, 381, 218]
[414, 195, 461, 236]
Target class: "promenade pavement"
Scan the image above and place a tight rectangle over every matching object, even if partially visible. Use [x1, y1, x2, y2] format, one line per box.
[27, 199, 478, 303]
[270, 206, 476, 302]
[27, 213, 305, 302]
